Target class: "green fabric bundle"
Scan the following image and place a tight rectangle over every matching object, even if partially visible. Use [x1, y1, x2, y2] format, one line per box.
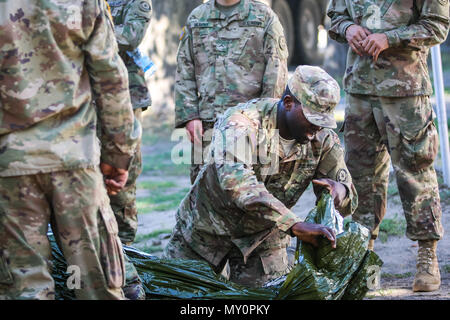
[51, 193, 382, 300]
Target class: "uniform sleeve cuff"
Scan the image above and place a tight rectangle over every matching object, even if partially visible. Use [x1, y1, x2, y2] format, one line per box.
[277, 211, 302, 234]
[175, 114, 201, 128]
[340, 21, 356, 40]
[101, 153, 132, 170]
[384, 30, 401, 47]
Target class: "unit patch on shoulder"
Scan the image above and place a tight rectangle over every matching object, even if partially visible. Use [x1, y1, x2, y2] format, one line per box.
[139, 1, 151, 12]
[336, 169, 349, 183]
[279, 37, 287, 51]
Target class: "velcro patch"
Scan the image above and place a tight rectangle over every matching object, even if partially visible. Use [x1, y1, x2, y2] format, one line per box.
[240, 20, 264, 27]
[191, 22, 211, 28]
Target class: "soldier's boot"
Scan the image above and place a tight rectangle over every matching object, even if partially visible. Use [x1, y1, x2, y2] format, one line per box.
[123, 254, 146, 300]
[412, 240, 440, 292]
[368, 239, 375, 251]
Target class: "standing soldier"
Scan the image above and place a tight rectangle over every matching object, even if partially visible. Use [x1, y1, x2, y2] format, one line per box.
[0, 0, 140, 299]
[328, 0, 450, 292]
[165, 66, 358, 287]
[105, 0, 153, 300]
[175, 0, 289, 183]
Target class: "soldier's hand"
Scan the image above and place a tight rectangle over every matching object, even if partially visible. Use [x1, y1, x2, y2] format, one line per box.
[345, 24, 371, 56]
[290, 222, 336, 248]
[100, 163, 129, 195]
[186, 119, 203, 144]
[360, 33, 389, 62]
[312, 178, 347, 209]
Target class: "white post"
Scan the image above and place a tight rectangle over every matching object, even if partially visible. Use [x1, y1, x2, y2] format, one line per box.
[431, 45, 450, 187]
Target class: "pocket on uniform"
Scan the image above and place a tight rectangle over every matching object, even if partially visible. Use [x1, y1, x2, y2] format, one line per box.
[259, 247, 289, 277]
[400, 120, 438, 171]
[0, 254, 13, 285]
[98, 204, 126, 289]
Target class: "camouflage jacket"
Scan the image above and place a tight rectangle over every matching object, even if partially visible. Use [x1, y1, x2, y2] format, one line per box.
[108, 0, 152, 110]
[176, 98, 357, 266]
[174, 0, 289, 128]
[0, 0, 141, 177]
[328, 0, 450, 97]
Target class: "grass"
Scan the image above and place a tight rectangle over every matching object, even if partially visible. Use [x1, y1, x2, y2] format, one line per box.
[139, 245, 164, 254]
[381, 272, 413, 279]
[443, 265, 450, 273]
[141, 150, 190, 176]
[134, 229, 173, 243]
[137, 186, 191, 213]
[378, 214, 407, 243]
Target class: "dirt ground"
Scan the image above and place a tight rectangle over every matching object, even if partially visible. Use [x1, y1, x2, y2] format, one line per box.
[134, 164, 450, 300]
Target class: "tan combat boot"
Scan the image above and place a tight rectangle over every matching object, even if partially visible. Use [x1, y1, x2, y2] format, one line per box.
[412, 240, 440, 292]
[368, 239, 375, 251]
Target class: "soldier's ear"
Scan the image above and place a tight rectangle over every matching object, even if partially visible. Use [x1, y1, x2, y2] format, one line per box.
[283, 95, 295, 112]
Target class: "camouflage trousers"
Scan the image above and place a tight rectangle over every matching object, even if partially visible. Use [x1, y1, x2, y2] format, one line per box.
[344, 94, 443, 241]
[0, 167, 125, 300]
[190, 121, 215, 184]
[106, 108, 145, 300]
[163, 223, 289, 288]
[109, 108, 143, 245]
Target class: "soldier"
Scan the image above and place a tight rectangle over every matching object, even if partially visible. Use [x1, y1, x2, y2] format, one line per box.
[328, 0, 450, 292]
[164, 66, 358, 287]
[105, 0, 153, 300]
[175, 0, 289, 183]
[0, 0, 140, 299]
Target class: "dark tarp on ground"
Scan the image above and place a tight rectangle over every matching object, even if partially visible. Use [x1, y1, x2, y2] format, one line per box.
[51, 193, 382, 300]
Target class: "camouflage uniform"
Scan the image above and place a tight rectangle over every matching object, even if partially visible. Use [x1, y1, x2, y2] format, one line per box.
[174, 0, 289, 183]
[328, 0, 449, 240]
[164, 67, 357, 287]
[107, 0, 152, 245]
[0, 0, 140, 300]
[106, 0, 152, 300]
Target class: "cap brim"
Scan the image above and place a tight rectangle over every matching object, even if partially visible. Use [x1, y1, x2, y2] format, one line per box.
[302, 104, 337, 129]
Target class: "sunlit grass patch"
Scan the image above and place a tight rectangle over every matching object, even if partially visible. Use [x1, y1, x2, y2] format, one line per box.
[141, 150, 190, 176]
[378, 214, 406, 243]
[137, 187, 191, 213]
[134, 229, 172, 243]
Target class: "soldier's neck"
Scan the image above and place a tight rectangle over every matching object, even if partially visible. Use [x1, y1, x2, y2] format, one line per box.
[216, 0, 241, 6]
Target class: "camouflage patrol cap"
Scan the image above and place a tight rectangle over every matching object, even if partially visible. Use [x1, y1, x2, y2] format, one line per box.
[287, 65, 340, 129]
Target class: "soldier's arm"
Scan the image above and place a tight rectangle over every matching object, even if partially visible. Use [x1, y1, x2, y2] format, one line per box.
[84, 0, 141, 169]
[114, 0, 152, 51]
[327, 0, 356, 43]
[174, 25, 200, 128]
[261, 14, 289, 99]
[212, 113, 301, 233]
[384, 0, 450, 48]
[314, 132, 358, 217]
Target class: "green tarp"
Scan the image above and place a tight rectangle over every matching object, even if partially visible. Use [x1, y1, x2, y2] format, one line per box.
[51, 193, 382, 300]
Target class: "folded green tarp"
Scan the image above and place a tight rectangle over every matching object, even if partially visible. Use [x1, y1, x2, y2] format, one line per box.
[51, 193, 382, 300]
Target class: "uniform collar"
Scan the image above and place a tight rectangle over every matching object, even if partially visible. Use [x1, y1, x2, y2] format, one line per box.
[209, 0, 250, 21]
